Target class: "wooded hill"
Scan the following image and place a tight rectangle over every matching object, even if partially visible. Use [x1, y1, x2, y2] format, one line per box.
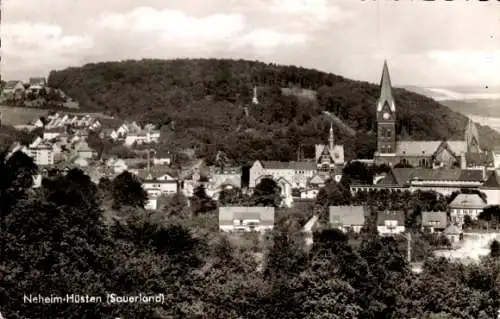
[47, 58, 500, 164]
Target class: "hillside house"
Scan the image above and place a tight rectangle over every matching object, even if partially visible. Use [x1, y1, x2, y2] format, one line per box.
[219, 206, 275, 232]
[377, 211, 406, 235]
[329, 206, 367, 233]
[421, 211, 448, 233]
[449, 193, 486, 226]
[2, 80, 25, 99]
[135, 168, 178, 197]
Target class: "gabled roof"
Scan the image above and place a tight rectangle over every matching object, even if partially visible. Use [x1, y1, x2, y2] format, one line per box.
[260, 160, 316, 170]
[309, 173, 327, 185]
[219, 206, 275, 225]
[396, 140, 466, 157]
[377, 210, 405, 226]
[136, 167, 177, 181]
[329, 206, 367, 226]
[377, 60, 396, 112]
[421, 211, 448, 228]
[449, 193, 486, 209]
[29, 77, 46, 85]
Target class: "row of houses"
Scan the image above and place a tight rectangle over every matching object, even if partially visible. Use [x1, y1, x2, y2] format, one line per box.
[1, 77, 47, 99]
[100, 121, 161, 146]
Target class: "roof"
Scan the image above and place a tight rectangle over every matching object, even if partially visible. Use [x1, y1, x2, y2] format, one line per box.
[260, 160, 316, 170]
[421, 211, 448, 228]
[443, 224, 462, 235]
[329, 206, 367, 226]
[449, 193, 486, 209]
[377, 60, 395, 112]
[481, 170, 500, 189]
[219, 206, 275, 225]
[380, 168, 486, 187]
[136, 167, 176, 180]
[377, 211, 405, 226]
[29, 77, 46, 85]
[396, 140, 466, 157]
[4, 80, 23, 89]
[466, 152, 493, 166]
[315, 144, 345, 165]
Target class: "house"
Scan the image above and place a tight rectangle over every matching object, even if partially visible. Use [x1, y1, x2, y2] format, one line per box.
[218, 206, 275, 232]
[449, 193, 486, 226]
[421, 211, 448, 233]
[249, 160, 316, 189]
[329, 206, 367, 233]
[28, 77, 47, 94]
[25, 140, 54, 166]
[443, 224, 462, 244]
[377, 211, 406, 235]
[74, 140, 96, 159]
[135, 168, 178, 197]
[1, 80, 25, 99]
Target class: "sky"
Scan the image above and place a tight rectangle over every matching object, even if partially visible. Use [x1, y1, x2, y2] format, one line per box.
[1, 0, 499, 87]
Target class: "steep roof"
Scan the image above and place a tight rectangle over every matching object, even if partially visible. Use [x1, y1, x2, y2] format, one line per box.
[377, 210, 405, 226]
[396, 140, 466, 157]
[449, 193, 486, 209]
[465, 119, 480, 151]
[377, 60, 396, 112]
[466, 152, 493, 167]
[219, 206, 275, 225]
[261, 161, 316, 170]
[421, 211, 448, 228]
[329, 206, 367, 226]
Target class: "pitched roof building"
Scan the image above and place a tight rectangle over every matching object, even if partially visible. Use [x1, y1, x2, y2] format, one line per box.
[219, 206, 275, 232]
[329, 205, 367, 232]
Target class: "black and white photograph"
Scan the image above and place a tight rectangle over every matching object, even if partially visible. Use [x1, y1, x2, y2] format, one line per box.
[0, 0, 500, 318]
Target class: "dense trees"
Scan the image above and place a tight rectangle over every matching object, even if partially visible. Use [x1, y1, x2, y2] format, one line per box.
[47, 58, 500, 165]
[1, 152, 500, 318]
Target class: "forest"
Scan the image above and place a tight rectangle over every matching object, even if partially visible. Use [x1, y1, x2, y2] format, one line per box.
[1, 151, 500, 318]
[47, 58, 500, 165]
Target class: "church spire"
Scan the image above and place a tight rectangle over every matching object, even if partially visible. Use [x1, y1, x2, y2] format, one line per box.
[465, 118, 481, 153]
[377, 60, 396, 112]
[329, 122, 334, 150]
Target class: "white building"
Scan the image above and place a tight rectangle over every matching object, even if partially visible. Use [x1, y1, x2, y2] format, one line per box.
[377, 211, 406, 235]
[449, 193, 486, 226]
[218, 206, 275, 232]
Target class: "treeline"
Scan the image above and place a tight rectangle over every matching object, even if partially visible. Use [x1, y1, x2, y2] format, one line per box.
[46, 59, 500, 164]
[1, 151, 500, 318]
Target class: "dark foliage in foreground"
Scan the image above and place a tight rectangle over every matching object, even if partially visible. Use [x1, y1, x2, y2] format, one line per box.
[0, 153, 499, 318]
[47, 58, 500, 165]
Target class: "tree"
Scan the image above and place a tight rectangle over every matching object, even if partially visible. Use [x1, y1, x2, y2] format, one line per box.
[111, 171, 148, 209]
[251, 178, 282, 207]
[218, 187, 249, 206]
[490, 240, 500, 258]
[191, 184, 216, 215]
[161, 192, 190, 218]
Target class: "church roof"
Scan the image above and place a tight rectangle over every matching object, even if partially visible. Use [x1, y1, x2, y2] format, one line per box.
[396, 140, 466, 157]
[376, 60, 396, 112]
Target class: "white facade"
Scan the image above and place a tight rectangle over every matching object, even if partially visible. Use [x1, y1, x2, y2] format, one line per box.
[153, 157, 171, 166]
[145, 197, 158, 210]
[300, 189, 320, 199]
[249, 160, 315, 189]
[219, 206, 275, 232]
[377, 224, 406, 236]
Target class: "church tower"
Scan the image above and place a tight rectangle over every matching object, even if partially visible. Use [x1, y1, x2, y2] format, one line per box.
[465, 118, 481, 153]
[376, 60, 397, 155]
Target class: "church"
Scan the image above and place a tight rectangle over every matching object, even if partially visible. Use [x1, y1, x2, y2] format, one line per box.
[373, 61, 492, 169]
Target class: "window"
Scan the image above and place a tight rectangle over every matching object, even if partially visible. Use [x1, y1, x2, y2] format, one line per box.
[386, 129, 392, 137]
[387, 145, 392, 153]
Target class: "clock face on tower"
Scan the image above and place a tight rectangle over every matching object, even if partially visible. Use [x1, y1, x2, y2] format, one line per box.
[382, 112, 390, 120]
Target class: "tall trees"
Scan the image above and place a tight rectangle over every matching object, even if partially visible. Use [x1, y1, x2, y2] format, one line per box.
[111, 171, 148, 209]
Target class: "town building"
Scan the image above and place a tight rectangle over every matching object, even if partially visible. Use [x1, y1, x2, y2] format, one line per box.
[1, 80, 25, 99]
[449, 193, 486, 227]
[377, 210, 406, 235]
[421, 211, 448, 233]
[373, 61, 492, 168]
[218, 206, 275, 232]
[329, 205, 367, 233]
